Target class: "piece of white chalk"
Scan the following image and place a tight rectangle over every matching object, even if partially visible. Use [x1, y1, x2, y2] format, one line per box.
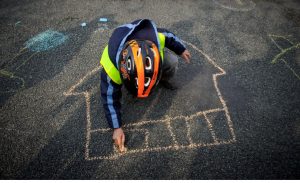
[99, 18, 108, 22]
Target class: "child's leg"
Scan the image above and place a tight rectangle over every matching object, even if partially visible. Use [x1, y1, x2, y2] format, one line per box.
[161, 49, 179, 81]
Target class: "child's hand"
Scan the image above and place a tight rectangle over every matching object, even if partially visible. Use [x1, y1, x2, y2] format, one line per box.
[113, 128, 126, 153]
[180, 49, 191, 63]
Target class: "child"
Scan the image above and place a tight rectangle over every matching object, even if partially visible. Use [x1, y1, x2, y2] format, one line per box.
[100, 19, 191, 152]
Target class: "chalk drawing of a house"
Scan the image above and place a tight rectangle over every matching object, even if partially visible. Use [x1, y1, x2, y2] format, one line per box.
[64, 41, 236, 161]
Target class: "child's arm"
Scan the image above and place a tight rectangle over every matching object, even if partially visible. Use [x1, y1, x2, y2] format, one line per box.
[157, 28, 186, 55]
[157, 28, 191, 63]
[100, 70, 126, 152]
[100, 69, 122, 129]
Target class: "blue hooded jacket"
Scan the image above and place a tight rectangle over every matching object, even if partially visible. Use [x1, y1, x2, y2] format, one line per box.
[100, 19, 186, 128]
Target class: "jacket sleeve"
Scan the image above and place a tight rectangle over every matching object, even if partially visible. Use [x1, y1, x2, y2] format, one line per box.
[157, 28, 186, 55]
[100, 69, 122, 129]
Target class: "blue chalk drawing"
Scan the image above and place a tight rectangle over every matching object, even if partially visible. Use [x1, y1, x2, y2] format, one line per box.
[25, 30, 68, 52]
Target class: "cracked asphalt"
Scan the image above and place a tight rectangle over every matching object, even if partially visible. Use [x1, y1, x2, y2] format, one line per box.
[0, 0, 299, 179]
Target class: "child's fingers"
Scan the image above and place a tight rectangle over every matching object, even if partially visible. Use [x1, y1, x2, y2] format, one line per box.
[187, 52, 191, 59]
[181, 50, 191, 63]
[184, 54, 190, 63]
[186, 50, 191, 59]
[122, 133, 125, 145]
[114, 138, 120, 147]
[120, 134, 126, 152]
[114, 134, 126, 153]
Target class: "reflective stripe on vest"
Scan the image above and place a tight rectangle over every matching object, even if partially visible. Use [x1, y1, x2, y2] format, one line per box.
[158, 32, 165, 61]
[100, 46, 122, 85]
[100, 33, 166, 85]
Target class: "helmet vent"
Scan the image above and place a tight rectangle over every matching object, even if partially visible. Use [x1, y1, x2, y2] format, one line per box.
[137, 47, 141, 57]
[150, 48, 156, 57]
[145, 57, 152, 70]
[145, 77, 151, 87]
[135, 77, 138, 88]
[127, 58, 132, 71]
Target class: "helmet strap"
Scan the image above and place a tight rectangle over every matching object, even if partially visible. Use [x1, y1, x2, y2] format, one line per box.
[131, 42, 145, 97]
[141, 43, 160, 97]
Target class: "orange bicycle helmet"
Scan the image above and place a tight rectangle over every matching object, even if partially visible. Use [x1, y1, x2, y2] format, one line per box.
[119, 39, 162, 98]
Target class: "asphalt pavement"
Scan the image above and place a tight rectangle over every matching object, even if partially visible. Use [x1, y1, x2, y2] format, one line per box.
[0, 0, 299, 179]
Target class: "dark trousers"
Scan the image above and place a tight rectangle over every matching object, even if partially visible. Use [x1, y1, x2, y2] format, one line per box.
[161, 49, 178, 81]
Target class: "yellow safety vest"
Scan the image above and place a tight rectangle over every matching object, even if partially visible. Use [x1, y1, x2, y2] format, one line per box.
[100, 33, 166, 85]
